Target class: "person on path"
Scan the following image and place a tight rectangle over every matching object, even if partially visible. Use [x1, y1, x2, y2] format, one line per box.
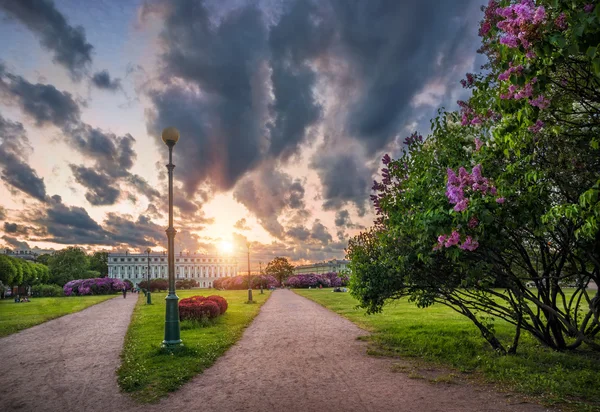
[122, 287, 127, 299]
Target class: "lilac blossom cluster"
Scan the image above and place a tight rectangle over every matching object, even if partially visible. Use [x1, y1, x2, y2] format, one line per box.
[435, 231, 480, 251]
[495, 0, 547, 50]
[446, 165, 499, 212]
[63, 277, 126, 296]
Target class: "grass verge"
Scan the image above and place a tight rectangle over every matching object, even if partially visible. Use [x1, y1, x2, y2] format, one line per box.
[0, 295, 117, 338]
[294, 289, 600, 411]
[118, 289, 270, 403]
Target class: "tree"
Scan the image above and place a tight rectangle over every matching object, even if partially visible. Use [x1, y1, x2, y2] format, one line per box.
[48, 247, 90, 286]
[0, 255, 17, 292]
[89, 251, 108, 276]
[265, 257, 294, 285]
[349, 0, 600, 353]
[35, 254, 52, 266]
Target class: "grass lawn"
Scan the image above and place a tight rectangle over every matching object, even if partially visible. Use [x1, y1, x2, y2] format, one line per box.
[118, 289, 270, 403]
[0, 295, 117, 338]
[294, 289, 600, 411]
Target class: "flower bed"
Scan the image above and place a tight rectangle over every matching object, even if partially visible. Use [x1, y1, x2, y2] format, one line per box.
[63, 278, 126, 296]
[285, 272, 349, 288]
[178, 295, 228, 321]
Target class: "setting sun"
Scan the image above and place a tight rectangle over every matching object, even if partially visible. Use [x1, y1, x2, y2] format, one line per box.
[218, 240, 233, 254]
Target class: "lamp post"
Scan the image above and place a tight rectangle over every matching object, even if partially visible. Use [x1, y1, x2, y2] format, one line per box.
[162, 127, 182, 348]
[146, 248, 152, 304]
[259, 261, 263, 294]
[247, 241, 252, 302]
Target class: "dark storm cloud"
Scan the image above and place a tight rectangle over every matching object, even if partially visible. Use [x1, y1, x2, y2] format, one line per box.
[0, 0, 93, 79]
[312, 151, 373, 215]
[267, 0, 331, 160]
[127, 174, 160, 201]
[1, 235, 30, 249]
[311, 220, 332, 245]
[0, 205, 6, 220]
[0, 71, 81, 127]
[334, 210, 350, 227]
[286, 225, 310, 241]
[0, 115, 47, 202]
[103, 213, 164, 248]
[69, 165, 121, 205]
[329, 0, 475, 151]
[3, 222, 18, 233]
[233, 167, 307, 238]
[91, 70, 121, 91]
[146, 0, 269, 195]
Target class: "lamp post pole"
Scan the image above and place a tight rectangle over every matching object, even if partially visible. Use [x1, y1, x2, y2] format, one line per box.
[162, 127, 182, 348]
[259, 261, 263, 294]
[146, 248, 152, 304]
[247, 242, 252, 302]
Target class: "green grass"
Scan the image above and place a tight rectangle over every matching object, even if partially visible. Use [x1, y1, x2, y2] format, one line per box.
[118, 290, 271, 403]
[0, 295, 117, 337]
[294, 289, 600, 411]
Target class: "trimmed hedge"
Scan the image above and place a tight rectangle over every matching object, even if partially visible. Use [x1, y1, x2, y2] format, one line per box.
[63, 278, 125, 296]
[206, 295, 228, 314]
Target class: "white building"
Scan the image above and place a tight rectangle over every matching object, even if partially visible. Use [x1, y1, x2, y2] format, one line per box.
[293, 259, 350, 275]
[108, 251, 238, 288]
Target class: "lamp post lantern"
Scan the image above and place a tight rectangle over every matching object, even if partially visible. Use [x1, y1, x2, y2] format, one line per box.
[162, 127, 182, 348]
[146, 248, 152, 304]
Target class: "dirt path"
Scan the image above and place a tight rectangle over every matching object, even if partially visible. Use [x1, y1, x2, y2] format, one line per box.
[0, 290, 553, 412]
[0, 294, 138, 412]
[147, 290, 552, 412]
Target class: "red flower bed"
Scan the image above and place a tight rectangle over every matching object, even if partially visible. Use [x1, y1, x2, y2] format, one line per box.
[179, 296, 222, 320]
[206, 295, 228, 314]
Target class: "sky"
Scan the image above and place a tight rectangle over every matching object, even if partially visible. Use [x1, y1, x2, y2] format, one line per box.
[0, 0, 486, 271]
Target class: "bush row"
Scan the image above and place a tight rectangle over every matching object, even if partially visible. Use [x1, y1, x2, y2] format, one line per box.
[212, 274, 279, 290]
[31, 284, 64, 297]
[63, 278, 126, 296]
[178, 295, 228, 321]
[285, 272, 349, 288]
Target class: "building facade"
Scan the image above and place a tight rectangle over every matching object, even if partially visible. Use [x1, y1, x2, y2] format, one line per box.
[107, 252, 238, 288]
[293, 259, 350, 275]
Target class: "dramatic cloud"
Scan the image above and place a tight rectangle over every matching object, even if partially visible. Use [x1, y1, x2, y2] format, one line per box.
[0, 115, 47, 201]
[233, 166, 307, 238]
[234, 218, 250, 231]
[0, 0, 93, 79]
[286, 225, 310, 241]
[91, 70, 121, 91]
[312, 150, 373, 215]
[1, 235, 30, 249]
[69, 165, 120, 205]
[0, 205, 6, 220]
[310, 220, 332, 245]
[103, 213, 164, 248]
[3, 222, 18, 233]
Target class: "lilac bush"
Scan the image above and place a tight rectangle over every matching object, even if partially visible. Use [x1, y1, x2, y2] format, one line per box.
[63, 278, 126, 296]
[285, 272, 348, 288]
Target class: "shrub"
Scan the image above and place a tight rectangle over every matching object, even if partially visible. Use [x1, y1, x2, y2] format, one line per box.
[285, 272, 348, 288]
[138, 279, 168, 292]
[63, 278, 125, 296]
[179, 296, 221, 320]
[176, 279, 198, 289]
[214, 275, 279, 290]
[31, 284, 63, 297]
[206, 295, 228, 314]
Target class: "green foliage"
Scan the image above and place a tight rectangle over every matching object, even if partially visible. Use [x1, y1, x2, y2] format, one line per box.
[265, 256, 294, 285]
[31, 284, 64, 297]
[35, 254, 52, 266]
[48, 247, 90, 286]
[89, 251, 108, 275]
[297, 289, 600, 409]
[0, 295, 115, 337]
[0, 255, 17, 286]
[117, 290, 270, 403]
[349, 0, 600, 354]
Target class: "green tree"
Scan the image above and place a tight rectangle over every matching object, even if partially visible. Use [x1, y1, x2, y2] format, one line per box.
[0, 255, 17, 289]
[89, 251, 108, 276]
[48, 247, 90, 286]
[35, 254, 52, 266]
[265, 257, 294, 285]
[349, 0, 600, 353]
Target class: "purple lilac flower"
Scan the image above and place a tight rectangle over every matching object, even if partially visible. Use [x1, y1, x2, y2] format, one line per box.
[555, 13, 567, 30]
[529, 95, 550, 109]
[459, 236, 480, 251]
[584, 4, 594, 13]
[528, 120, 544, 133]
[468, 217, 479, 228]
[496, 197, 506, 204]
[475, 138, 484, 151]
[445, 231, 461, 248]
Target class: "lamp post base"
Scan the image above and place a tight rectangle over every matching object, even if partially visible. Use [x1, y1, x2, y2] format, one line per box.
[248, 288, 253, 302]
[163, 293, 182, 346]
[146, 291, 152, 304]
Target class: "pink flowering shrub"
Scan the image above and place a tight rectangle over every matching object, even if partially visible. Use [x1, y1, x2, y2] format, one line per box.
[213, 275, 279, 290]
[285, 272, 348, 288]
[179, 296, 222, 321]
[63, 278, 125, 296]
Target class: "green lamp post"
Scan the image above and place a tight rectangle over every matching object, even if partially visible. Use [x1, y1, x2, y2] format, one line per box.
[146, 248, 152, 304]
[162, 127, 182, 348]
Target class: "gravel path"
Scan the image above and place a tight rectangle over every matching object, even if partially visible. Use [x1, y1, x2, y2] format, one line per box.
[0, 290, 553, 412]
[147, 290, 551, 412]
[0, 294, 137, 412]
